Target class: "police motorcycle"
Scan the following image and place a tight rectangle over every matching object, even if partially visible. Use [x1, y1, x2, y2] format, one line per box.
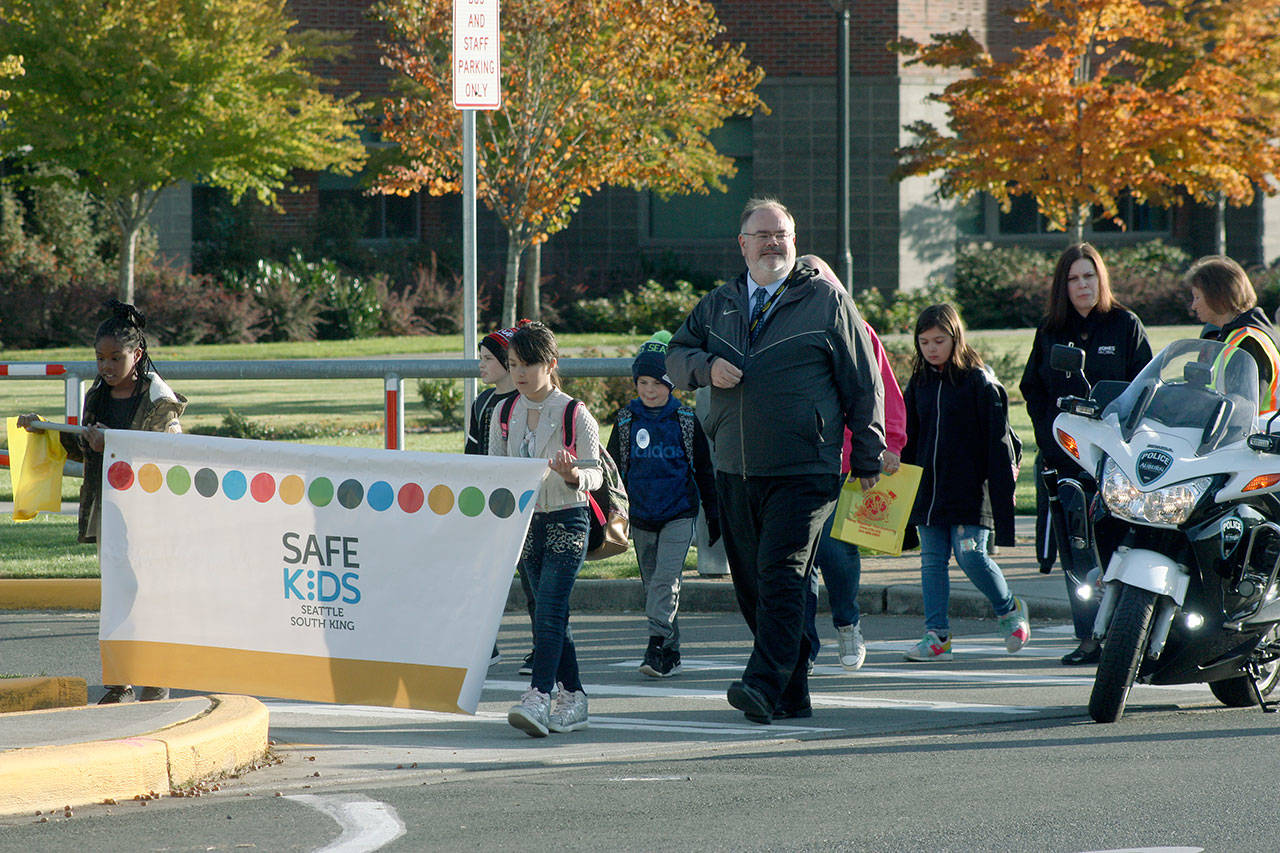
[1047, 338, 1280, 723]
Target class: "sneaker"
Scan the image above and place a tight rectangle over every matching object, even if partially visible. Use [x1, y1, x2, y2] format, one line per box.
[638, 636, 664, 677]
[137, 686, 169, 702]
[518, 650, 534, 677]
[548, 682, 589, 733]
[508, 687, 551, 737]
[98, 685, 135, 704]
[651, 646, 682, 678]
[489, 646, 502, 667]
[904, 631, 952, 661]
[998, 597, 1031, 653]
[836, 623, 866, 671]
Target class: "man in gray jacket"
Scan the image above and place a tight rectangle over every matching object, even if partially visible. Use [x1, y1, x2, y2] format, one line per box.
[666, 198, 885, 724]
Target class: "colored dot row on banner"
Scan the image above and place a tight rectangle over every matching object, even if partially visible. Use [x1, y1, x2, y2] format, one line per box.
[106, 461, 535, 519]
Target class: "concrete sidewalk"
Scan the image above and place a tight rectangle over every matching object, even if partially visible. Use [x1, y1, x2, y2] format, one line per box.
[0, 514, 1065, 815]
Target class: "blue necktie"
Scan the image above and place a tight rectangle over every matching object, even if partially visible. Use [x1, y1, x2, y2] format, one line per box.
[749, 287, 769, 344]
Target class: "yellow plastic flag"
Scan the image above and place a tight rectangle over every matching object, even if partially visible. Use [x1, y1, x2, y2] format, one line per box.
[831, 463, 924, 556]
[6, 416, 67, 521]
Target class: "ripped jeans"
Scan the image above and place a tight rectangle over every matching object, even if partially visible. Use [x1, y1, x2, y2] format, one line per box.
[917, 524, 1015, 635]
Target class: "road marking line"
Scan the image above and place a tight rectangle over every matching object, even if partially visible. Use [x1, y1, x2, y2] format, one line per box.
[487, 679, 1049, 714]
[286, 793, 406, 853]
[807, 693, 1041, 714]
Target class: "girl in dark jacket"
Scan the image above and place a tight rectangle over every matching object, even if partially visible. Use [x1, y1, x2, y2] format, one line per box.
[1019, 243, 1151, 665]
[901, 304, 1028, 662]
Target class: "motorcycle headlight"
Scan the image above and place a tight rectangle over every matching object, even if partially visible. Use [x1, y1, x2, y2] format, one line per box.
[1100, 457, 1212, 527]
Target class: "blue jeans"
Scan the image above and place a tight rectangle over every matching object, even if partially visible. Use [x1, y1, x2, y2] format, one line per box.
[804, 508, 862, 660]
[918, 524, 1015, 634]
[519, 507, 589, 694]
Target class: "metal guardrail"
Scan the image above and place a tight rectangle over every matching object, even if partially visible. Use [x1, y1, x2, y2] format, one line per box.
[1, 357, 633, 453]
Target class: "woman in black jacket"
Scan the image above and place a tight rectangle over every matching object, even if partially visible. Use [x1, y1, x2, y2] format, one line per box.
[902, 304, 1027, 662]
[1019, 243, 1152, 665]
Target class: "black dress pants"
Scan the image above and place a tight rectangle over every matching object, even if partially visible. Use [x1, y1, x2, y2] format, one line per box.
[716, 472, 841, 713]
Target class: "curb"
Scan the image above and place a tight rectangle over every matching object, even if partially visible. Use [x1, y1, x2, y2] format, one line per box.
[0, 677, 87, 713]
[0, 694, 270, 816]
[0, 579, 99, 611]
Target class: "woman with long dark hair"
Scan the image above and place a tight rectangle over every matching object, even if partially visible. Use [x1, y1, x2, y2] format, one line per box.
[1019, 244, 1151, 665]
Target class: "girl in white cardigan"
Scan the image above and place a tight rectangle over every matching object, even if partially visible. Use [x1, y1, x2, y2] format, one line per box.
[488, 322, 603, 737]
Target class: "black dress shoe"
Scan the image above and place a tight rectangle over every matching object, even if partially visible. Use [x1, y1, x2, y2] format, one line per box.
[1061, 643, 1101, 665]
[727, 680, 772, 724]
[773, 706, 813, 720]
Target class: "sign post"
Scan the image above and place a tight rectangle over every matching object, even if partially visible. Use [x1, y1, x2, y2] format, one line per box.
[454, 0, 500, 418]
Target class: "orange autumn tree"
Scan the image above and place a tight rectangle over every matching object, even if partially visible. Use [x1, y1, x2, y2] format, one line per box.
[1133, 0, 1280, 250]
[374, 0, 764, 326]
[893, 0, 1280, 244]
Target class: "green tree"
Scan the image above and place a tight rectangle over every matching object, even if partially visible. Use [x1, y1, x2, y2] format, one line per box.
[894, 0, 1280, 245]
[0, 0, 367, 303]
[0, 53, 19, 122]
[374, 0, 765, 327]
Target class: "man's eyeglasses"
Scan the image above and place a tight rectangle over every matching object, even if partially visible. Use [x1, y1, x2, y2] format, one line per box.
[740, 230, 794, 242]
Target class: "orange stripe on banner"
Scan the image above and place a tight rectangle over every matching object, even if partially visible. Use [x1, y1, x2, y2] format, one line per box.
[100, 641, 469, 713]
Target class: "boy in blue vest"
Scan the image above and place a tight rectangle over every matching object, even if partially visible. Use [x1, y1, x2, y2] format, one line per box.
[607, 332, 719, 677]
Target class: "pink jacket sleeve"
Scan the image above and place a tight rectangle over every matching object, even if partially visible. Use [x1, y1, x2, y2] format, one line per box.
[842, 322, 906, 473]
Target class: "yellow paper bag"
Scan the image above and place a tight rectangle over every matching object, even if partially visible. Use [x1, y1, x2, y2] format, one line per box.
[6, 416, 67, 521]
[831, 464, 923, 556]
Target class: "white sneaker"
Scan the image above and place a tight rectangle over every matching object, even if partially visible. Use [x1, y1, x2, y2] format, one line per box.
[904, 630, 952, 661]
[998, 597, 1031, 654]
[837, 623, 866, 671]
[508, 687, 551, 737]
[548, 682, 589, 733]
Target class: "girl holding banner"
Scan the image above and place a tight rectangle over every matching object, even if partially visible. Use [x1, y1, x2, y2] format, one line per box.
[487, 322, 603, 738]
[18, 299, 187, 704]
[901, 304, 1028, 663]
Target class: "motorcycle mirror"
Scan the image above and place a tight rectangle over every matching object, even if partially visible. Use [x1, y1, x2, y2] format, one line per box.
[1050, 344, 1085, 373]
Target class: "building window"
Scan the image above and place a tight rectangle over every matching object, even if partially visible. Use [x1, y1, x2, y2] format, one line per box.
[317, 173, 419, 242]
[645, 117, 753, 242]
[960, 191, 1171, 240]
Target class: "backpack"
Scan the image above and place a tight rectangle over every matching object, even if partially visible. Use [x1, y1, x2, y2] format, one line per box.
[612, 404, 696, 480]
[499, 395, 630, 561]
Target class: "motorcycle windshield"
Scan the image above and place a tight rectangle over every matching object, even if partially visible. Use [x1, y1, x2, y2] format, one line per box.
[1101, 338, 1259, 455]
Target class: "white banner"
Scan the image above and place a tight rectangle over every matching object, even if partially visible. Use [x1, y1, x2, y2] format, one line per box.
[98, 431, 546, 714]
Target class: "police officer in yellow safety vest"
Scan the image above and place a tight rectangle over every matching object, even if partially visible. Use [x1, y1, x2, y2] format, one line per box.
[1187, 255, 1280, 414]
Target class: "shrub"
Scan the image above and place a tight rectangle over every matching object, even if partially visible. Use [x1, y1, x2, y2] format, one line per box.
[560, 347, 636, 420]
[315, 265, 381, 340]
[952, 243, 1055, 329]
[1105, 241, 1192, 325]
[375, 274, 428, 337]
[416, 378, 465, 427]
[241, 256, 321, 342]
[855, 283, 956, 335]
[567, 280, 706, 335]
[409, 255, 465, 335]
[188, 410, 326, 441]
[135, 266, 263, 345]
[1252, 263, 1280, 323]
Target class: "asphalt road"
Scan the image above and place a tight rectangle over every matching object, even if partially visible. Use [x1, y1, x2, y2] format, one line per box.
[4, 609, 1280, 851]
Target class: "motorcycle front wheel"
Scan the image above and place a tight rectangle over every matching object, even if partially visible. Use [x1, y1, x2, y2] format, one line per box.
[1209, 626, 1280, 707]
[1089, 585, 1157, 723]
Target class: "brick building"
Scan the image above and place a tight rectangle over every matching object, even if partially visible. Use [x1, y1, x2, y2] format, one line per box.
[157, 0, 1280, 294]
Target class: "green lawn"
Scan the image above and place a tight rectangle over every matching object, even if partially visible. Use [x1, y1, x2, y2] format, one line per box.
[1, 325, 1206, 577]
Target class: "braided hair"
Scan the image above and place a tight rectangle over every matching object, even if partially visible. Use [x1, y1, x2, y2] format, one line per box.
[87, 299, 157, 419]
